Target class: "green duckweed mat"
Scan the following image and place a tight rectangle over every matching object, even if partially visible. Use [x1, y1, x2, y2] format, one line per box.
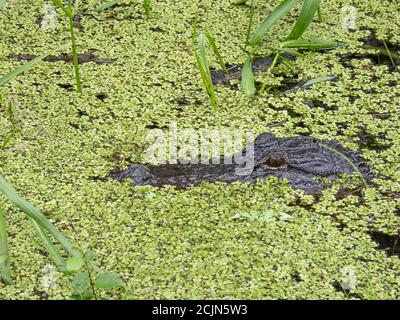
[0, 0, 399, 299]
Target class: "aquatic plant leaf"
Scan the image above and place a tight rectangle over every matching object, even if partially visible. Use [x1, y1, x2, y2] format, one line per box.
[302, 75, 336, 87]
[32, 220, 67, 272]
[277, 47, 303, 57]
[361, 45, 400, 64]
[279, 212, 291, 221]
[281, 38, 340, 49]
[0, 42, 69, 87]
[241, 55, 256, 97]
[0, 174, 78, 257]
[287, 0, 320, 40]
[248, 0, 300, 46]
[317, 3, 322, 22]
[206, 33, 227, 73]
[143, 0, 151, 18]
[194, 33, 218, 110]
[95, 272, 123, 289]
[0, 207, 12, 284]
[72, 272, 90, 294]
[66, 256, 85, 272]
[234, 0, 249, 4]
[50, 0, 72, 17]
[383, 40, 396, 67]
[95, 0, 126, 12]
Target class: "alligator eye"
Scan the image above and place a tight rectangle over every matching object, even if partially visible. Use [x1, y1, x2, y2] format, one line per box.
[263, 154, 287, 168]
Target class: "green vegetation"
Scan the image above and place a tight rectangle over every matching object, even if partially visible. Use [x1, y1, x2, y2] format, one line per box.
[192, 20, 228, 110]
[241, 55, 256, 97]
[0, 174, 123, 298]
[0, 43, 69, 87]
[0, 95, 19, 149]
[143, 0, 151, 19]
[0, 0, 399, 299]
[0, 207, 11, 284]
[0, 174, 79, 278]
[240, 0, 339, 97]
[50, 0, 82, 93]
[193, 33, 218, 110]
[95, 0, 126, 12]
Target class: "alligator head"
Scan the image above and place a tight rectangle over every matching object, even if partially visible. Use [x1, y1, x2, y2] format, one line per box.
[111, 133, 373, 195]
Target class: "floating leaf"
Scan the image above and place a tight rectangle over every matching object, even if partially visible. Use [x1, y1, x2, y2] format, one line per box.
[95, 0, 126, 12]
[66, 256, 85, 272]
[95, 272, 123, 290]
[279, 212, 291, 221]
[72, 272, 90, 294]
[260, 210, 274, 222]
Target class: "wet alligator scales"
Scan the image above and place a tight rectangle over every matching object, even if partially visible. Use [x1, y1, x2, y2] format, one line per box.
[112, 134, 371, 194]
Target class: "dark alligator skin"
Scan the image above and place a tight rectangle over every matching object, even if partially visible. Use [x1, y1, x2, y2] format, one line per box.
[111, 133, 373, 195]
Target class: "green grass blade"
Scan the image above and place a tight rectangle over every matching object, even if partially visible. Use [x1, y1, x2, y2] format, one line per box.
[319, 143, 368, 188]
[248, 0, 300, 46]
[0, 207, 12, 285]
[277, 47, 303, 57]
[205, 33, 227, 73]
[317, 3, 322, 22]
[279, 55, 295, 69]
[143, 0, 151, 19]
[95, 0, 125, 12]
[302, 75, 336, 87]
[1, 128, 18, 150]
[32, 220, 67, 272]
[0, 174, 78, 257]
[361, 45, 400, 63]
[281, 38, 341, 49]
[383, 40, 396, 67]
[245, 0, 255, 47]
[192, 19, 217, 110]
[50, 0, 72, 18]
[0, 42, 69, 87]
[195, 34, 217, 110]
[198, 34, 210, 76]
[241, 55, 256, 97]
[287, 0, 320, 40]
[67, 9, 82, 93]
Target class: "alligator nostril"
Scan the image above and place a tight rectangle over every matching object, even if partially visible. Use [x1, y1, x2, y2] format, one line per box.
[263, 154, 287, 168]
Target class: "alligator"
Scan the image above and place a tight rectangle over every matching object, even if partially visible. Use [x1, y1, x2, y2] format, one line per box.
[111, 133, 373, 195]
